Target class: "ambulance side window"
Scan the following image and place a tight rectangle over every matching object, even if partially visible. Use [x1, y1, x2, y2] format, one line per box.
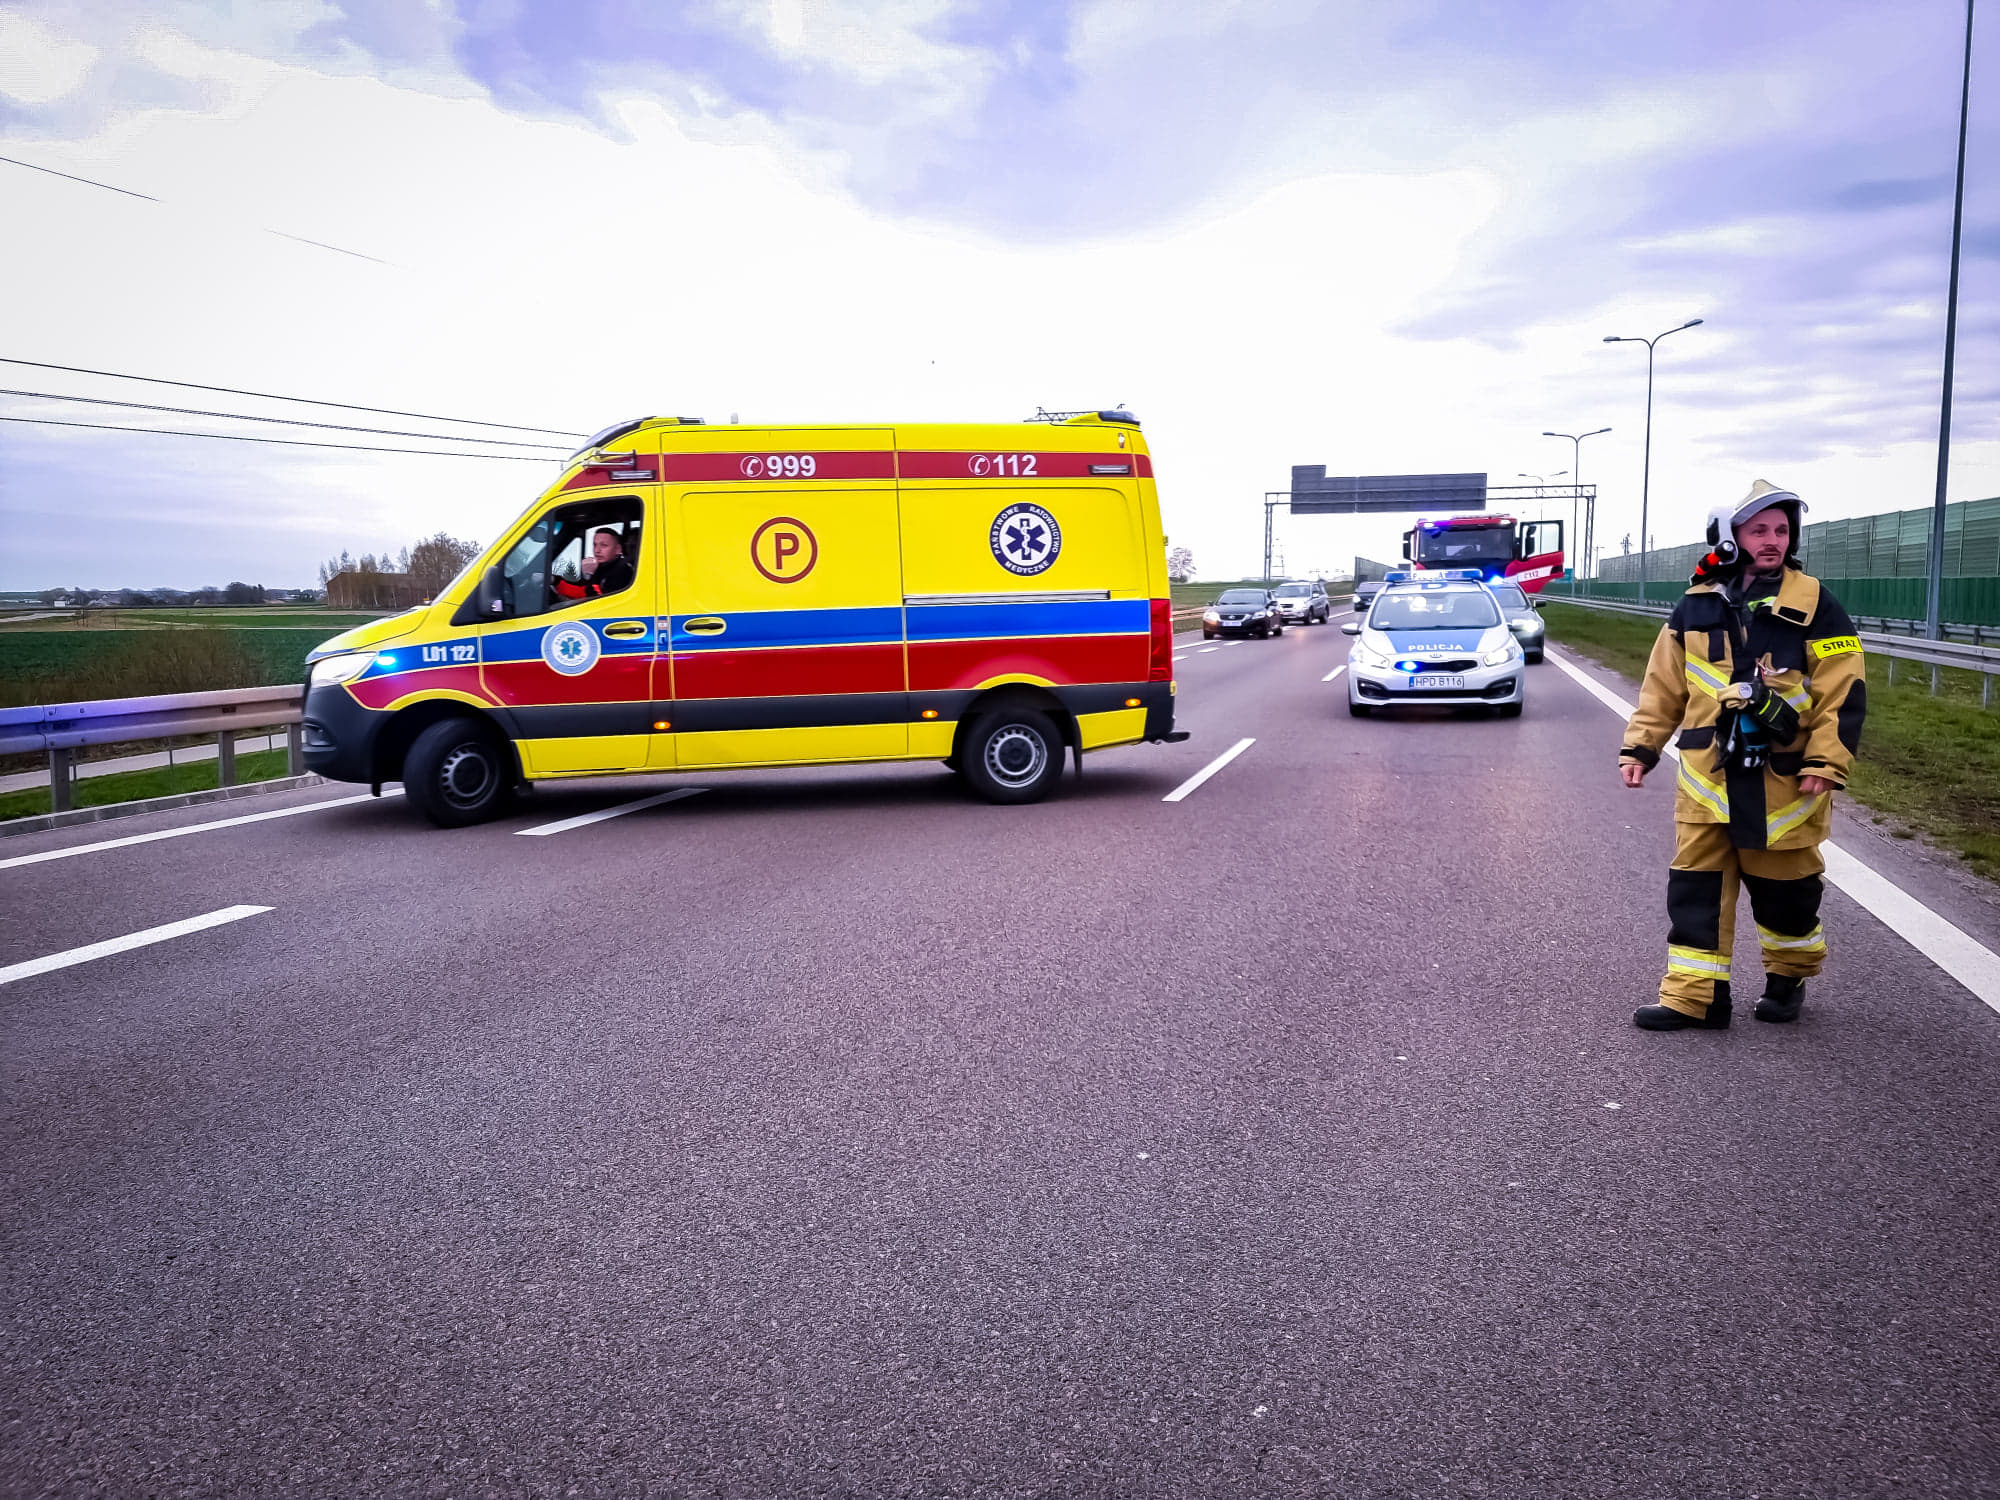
[491, 497, 643, 619]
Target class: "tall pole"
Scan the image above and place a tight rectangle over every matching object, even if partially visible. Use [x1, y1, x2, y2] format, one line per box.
[1605, 322, 1702, 598]
[1545, 427, 1610, 577]
[1926, 0, 1975, 641]
[1641, 341, 1656, 595]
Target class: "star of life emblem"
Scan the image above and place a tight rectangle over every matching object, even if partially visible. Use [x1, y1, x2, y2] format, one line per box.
[540, 621, 601, 676]
[989, 503, 1061, 576]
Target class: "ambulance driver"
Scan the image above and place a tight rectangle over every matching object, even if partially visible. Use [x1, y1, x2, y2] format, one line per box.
[555, 527, 634, 600]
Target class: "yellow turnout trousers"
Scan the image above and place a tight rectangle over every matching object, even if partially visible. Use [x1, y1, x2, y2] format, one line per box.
[1660, 821, 1827, 1019]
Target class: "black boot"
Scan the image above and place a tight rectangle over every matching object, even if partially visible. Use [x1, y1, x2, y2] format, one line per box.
[1635, 983, 1732, 1031]
[1754, 975, 1806, 1023]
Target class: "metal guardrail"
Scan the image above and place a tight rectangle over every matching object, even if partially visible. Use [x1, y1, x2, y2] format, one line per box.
[1544, 595, 2000, 703]
[0, 684, 305, 811]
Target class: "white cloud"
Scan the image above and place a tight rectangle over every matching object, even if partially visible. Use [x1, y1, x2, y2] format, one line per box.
[0, 11, 100, 107]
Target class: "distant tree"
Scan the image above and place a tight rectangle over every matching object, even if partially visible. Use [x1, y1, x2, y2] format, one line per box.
[223, 581, 265, 605]
[1167, 546, 1195, 582]
[406, 533, 482, 597]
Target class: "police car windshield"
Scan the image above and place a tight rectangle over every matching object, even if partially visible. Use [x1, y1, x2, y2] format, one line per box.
[1218, 590, 1266, 604]
[1369, 588, 1500, 630]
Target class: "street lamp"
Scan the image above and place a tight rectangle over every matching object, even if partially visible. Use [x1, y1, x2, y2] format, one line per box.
[1543, 426, 1611, 578]
[1604, 319, 1703, 596]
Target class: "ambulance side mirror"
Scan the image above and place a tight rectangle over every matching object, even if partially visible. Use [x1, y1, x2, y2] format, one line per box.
[452, 566, 508, 628]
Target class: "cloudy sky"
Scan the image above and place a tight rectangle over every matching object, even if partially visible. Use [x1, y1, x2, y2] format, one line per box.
[0, 0, 1993, 589]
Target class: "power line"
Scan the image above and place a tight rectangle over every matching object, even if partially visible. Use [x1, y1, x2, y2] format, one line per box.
[0, 415, 558, 461]
[0, 356, 588, 437]
[0, 154, 159, 202]
[1, 387, 572, 450]
[3, 155, 389, 264]
[265, 229, 394, 266]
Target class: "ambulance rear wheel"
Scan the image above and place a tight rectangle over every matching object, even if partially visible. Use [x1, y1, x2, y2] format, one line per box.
[961, 708, 1064, 805]
[404, 717, 512, 828]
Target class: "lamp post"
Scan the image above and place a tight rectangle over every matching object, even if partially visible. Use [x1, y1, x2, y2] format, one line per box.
[1604, 319, 1703, 597]
[1926, 0, 1976, 641]
[1544, 426, 1610, 578]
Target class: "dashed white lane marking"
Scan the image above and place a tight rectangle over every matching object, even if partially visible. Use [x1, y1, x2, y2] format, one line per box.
[1547, 646, 2000, 1016]
[1198, 646, 1221, 654]
[0, 904, 271, 986]
[1163, 737, 1256, 803]
[0, 791, 403, 871]
[1322, 665, 1348, 683]
[516, 786, 708, 836]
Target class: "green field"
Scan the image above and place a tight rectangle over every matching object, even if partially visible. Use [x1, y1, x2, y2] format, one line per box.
[0, 628, 341, 708]
[0, 608, 391, 631]
[1540, 601, 2000, 881]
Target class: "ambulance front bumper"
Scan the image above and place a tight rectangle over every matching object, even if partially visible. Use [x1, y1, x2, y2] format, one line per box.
[302, 683, 388, 783]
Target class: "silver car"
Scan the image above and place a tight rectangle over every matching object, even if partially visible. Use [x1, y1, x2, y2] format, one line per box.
[1270, 580, 1332, 625]
[1484, 579, 1546, 663]
[1341, 573, 1526, 717]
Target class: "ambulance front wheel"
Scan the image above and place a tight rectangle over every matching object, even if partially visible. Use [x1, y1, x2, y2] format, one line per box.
[404, 717, 513, 828]
[960, 708, 1065, 805]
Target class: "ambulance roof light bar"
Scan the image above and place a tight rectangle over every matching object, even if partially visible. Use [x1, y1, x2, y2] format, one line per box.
[1029, 406, 1141, 426]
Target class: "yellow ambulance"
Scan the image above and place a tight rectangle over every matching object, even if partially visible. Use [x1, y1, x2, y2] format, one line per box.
[303, 411, 1186, 826]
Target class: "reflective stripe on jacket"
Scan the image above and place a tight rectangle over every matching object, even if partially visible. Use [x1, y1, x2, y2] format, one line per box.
[1619, 567, 1867, 850]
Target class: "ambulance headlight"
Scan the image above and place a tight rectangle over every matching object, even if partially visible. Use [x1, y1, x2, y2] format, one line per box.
[1481, 643, 1520, 667]
[309, 652, 376, 688]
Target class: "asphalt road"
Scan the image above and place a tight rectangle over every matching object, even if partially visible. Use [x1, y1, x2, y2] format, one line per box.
[5, 618, 2000, 1498]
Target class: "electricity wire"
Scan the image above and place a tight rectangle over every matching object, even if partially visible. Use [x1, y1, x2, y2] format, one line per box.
[1, 388, 572, 450]
[0, 154, 159, 202]
[0, 415, 558, 461]
[0, 356, 587, 437]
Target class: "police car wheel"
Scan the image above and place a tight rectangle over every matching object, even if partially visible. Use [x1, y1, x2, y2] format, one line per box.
[405, 717, 511, 828]
[962, 709, 1063, 804]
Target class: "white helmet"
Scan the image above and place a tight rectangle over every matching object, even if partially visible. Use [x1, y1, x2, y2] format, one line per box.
[1704, 479, 1806, 564]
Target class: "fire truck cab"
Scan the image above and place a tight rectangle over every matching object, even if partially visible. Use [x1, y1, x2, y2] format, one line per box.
[1402, 515, 1565, 594]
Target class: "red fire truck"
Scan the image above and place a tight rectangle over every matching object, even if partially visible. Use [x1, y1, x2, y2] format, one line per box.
[1401, 515, 1566, 594]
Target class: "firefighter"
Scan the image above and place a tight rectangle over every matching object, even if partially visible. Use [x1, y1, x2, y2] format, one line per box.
[1618, 480, 1867, 1031]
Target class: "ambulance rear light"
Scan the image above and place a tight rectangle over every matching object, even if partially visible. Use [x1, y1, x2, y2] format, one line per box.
[1148, 598, 1173, 681]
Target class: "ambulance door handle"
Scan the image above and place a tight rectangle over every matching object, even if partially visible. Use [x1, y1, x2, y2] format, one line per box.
[684, 616, 727, 636]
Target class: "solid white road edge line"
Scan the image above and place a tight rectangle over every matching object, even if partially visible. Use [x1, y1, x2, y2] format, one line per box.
[1547, 646, 2000, 1015]
[1322, 665, 1348, 683]
[0, 790, 403, 872]
[1163, 737, 1256, 803]
[0, 904, 272, 986]
[516, 787, 708, 836]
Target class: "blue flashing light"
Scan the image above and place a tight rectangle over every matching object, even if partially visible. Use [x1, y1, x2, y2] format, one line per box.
[374, 653, 397, 668]
[1395, 659, 1423, 672]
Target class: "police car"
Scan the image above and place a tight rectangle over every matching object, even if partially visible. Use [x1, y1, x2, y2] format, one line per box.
[1339, 570, 1526, 717]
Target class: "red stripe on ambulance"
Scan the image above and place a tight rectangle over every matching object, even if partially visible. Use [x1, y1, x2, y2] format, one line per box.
[671, 644, 905, 701]
[908, 635, 1147, 692]
[897, 452, 1143, 481]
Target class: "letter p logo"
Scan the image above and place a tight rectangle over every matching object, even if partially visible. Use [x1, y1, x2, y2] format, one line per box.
[751, 516, 819, 584]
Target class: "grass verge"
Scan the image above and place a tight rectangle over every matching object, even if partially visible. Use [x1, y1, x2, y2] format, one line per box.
[1540, 601, 2000, 881]
[0, 748, 297, 822]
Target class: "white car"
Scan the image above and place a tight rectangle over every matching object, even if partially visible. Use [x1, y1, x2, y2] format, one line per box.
[1341, 571, 1526, 718]
[1270, 580, 1332, 625]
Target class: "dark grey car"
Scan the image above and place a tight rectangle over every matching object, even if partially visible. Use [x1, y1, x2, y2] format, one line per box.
[1486, 579, 1545, 663]
[1203, 588, 1285, 639]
